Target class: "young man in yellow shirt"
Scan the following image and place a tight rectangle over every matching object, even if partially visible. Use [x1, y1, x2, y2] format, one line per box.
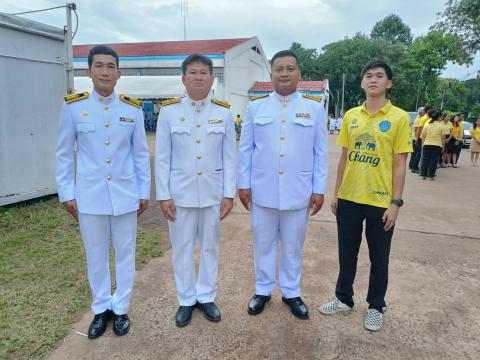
[319, 60, 412, 331]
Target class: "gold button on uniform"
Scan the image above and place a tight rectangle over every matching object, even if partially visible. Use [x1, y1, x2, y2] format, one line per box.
[197, 155, 202, 160]
[279, 170, 285, 175]
[280, 136, 285, 140]
[104, 122, 110, 128]
[196, 139, 201, 144]
[105, 140, 110, 145]
[106, 159, 111, 164]
[106, 175, 112, 181]
[99, 97, 104, 102]
[281, 119, 286, 123]
[196, 124, 201, 128]
[104, 106, 109, 110]
[280, 153, 285, 158]
[197, 171, 202, 176]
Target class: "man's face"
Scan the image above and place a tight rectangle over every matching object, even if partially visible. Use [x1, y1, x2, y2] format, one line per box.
[86, 54, 120, 96]
[270, 56, 301, 96]
[182, 61, 213, 99]
[361, 67, 392, 97]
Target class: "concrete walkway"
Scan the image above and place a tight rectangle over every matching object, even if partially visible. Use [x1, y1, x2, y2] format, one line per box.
[49, 136, 480, 359]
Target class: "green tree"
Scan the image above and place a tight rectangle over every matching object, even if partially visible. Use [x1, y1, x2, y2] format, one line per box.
[434, 0, 480, 55]
[371, 14, 413, 45]
[289, 42, 320, 80]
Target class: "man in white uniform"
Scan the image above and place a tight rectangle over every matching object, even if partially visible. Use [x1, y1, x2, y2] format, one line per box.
[237, 50, 328, 319]
[155, 54, 236, 327]
[56, 45, 151, 339]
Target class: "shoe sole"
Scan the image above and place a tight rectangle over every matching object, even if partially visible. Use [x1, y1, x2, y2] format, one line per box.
[364, 323, 383, 331]
[175, 315, 192, 328]
[319, 306, 353, 316]
[247, 297, 271, 316]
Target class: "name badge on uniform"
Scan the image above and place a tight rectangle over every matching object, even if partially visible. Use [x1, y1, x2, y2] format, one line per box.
[295, 113, 311, 119]
[208, 119, 224, 125]
[119, 117, 135, 123]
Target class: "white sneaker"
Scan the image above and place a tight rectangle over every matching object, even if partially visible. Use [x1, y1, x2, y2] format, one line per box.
[319, 297, 353, 315]
[364, 308, 384, 331]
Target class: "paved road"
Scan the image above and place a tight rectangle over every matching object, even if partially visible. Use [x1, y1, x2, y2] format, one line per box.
[49, 134, 480, 360]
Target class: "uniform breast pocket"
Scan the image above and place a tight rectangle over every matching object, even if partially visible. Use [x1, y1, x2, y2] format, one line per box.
[206, 126, 225, 136]
[118, 121, 135, 127]
[171, 126, 191, 135]
[77, 123, 96, 134]
[293, 118, 314, 127]
[254, 116, 274, 126]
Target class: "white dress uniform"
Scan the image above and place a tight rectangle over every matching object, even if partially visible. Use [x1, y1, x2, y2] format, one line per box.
[155, 96, 236, 306]
[237, 91, 328, 298]
[56, 89, 151, 315]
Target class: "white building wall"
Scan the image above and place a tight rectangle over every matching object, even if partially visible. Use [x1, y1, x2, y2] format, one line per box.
[223, 37, 271, 117]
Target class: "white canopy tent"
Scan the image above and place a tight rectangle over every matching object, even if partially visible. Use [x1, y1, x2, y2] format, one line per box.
[73, 76, 218, 99]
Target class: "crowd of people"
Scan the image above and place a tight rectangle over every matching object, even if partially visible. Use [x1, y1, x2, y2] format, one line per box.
[328, 115, 343, 134]
[408, 106, 480, 180]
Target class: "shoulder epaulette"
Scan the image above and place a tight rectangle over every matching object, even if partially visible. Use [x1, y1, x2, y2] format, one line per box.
[211, 98, 230, 109]
[64, 91, 89, 104]
[250, 94, 269, 102]
[302, 93, 322, 102]
[161, 97, 181, 107]
[120, 94, 142, 109]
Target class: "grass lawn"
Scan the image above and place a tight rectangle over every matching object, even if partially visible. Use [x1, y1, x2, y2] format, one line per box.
[0, 197, 162, 360]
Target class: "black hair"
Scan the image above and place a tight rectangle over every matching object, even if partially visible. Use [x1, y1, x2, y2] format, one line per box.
[361, 59, 393, 80]
[423, 105, 433, 113]
[427, 109, 441, 121]
[271, 50, 300, 69]
[181, 54, 213, 75]
[87, 45, 119, 69]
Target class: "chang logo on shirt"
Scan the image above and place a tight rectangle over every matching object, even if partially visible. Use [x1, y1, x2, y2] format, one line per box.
[350, 118, 359, 129]
[348, 133, 381, 167]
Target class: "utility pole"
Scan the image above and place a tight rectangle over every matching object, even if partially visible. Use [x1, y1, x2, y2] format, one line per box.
[65, 3, 75, 94]
[340, 73, 345, 116]
[181, 0, 188, 41]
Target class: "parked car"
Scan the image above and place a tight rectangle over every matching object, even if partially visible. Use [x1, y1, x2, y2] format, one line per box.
[462, 121, 472, 148]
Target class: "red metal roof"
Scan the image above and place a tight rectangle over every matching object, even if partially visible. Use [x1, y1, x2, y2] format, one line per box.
[250, 81, 328, 92]
[73, 38, 253, 57]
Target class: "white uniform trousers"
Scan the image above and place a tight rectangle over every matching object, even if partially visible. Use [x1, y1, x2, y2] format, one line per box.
[78, 211, 137, 315]
[168, 205, 220, 306]
[251, 204, 309, 298]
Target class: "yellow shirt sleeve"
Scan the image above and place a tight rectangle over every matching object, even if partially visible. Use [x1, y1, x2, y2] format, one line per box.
[394, 113, 413, 154]
[337, 114, 349, 148]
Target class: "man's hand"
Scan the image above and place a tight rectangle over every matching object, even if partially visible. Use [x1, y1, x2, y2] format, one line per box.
[137, 199, 149, 217]
[63, 200, 79, 222]
[309, 193, 324, 216]
[220, 197, 234, 220]
[330, 195, 338, 216]
[382, 204, 400, 231]
[160, 199, 176, 222]
[238, 189, 252, 211]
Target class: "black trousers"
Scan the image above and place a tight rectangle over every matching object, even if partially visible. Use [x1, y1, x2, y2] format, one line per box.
[335, 199, 394, 312]
[411, 139, 422, 170]
[408, 139, 417, 169]
[420, 145, 442, 177]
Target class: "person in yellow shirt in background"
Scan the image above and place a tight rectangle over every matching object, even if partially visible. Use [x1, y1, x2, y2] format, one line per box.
[420, 109, 445, 180]
[234, 114, 242, 140]
[408, 107, 425, 170]
[446, 113, 464, 168]
[411, 105, 432, 173]
[319, 60, 412, 332]
[440, 114, 453, 167]
[469, 117, 480, 166]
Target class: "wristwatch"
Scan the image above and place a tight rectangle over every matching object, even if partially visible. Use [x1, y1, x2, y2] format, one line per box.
[391, 199, 404, 207]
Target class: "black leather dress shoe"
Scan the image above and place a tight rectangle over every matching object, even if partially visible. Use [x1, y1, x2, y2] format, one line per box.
[282, 296, 309, 319]
[88, 309, 113, 339]
[113, 313, 130, 336]
[175, 305, 195, 327]
[247, 294, 271, 315]
[196, 302, 221, 322]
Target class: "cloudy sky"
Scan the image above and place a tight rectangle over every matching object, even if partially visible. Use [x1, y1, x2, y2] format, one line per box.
[3, 0, 478, 79]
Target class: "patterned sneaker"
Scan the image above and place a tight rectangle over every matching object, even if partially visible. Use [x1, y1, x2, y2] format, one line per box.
[319, 297, 353, 315]
[364, 308, 384, 331]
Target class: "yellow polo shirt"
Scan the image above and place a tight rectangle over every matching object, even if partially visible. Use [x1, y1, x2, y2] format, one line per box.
[421, 121, 444, 147]
[337, 101, 412, 208]
[452, 123, 464, 140]
[471, 127, 480, 142]
[411, 116, 420, 140]
[418, 114, 431, 128]
[443, 121, 453, 136]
